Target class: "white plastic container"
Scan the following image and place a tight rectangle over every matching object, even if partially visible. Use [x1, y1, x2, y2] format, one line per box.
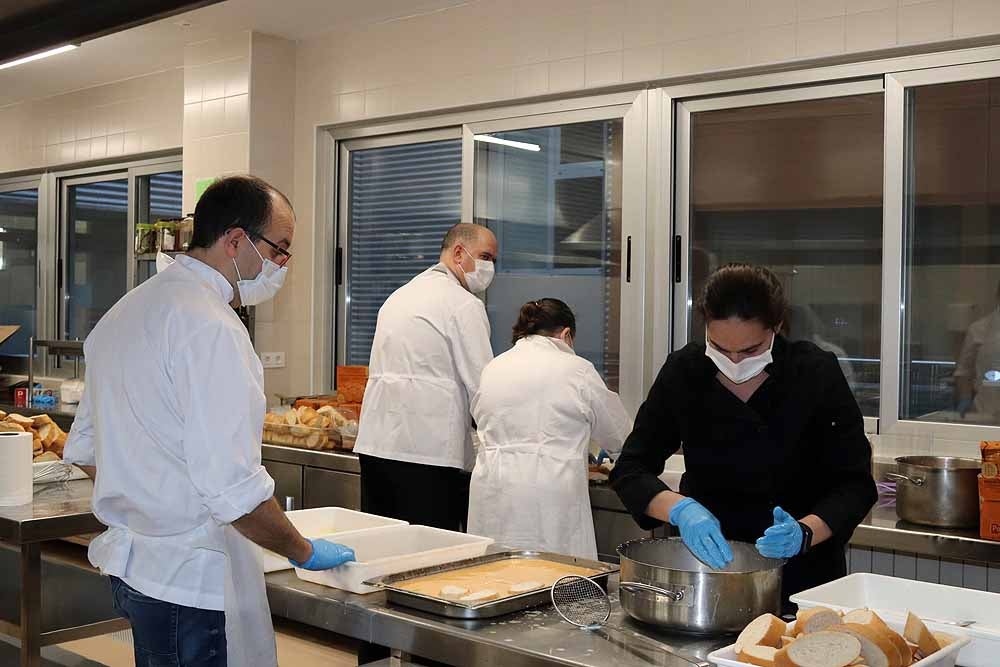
[256, 507, 407, 573]
[709, 615, 970, 667]
[294, 524, 494, 594]
[790, 572, 1000, 667]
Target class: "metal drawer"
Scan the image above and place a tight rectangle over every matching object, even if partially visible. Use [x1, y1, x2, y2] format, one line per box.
[303, 467, 361, 511]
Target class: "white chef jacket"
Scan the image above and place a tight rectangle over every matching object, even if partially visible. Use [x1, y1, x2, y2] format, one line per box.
[354, 263, 493, 471]
[468, 335, 631, 560]
[956, 309, 1000, 415]
[64, 254, 274, 611]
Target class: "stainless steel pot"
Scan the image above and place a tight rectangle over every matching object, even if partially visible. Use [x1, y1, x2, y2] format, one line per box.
[887, 456, 981, 528]
[616, 537, 783, 635]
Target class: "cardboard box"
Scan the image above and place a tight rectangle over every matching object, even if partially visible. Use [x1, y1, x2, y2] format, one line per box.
[980, 474, 1000, 542]
[982, 441, 1000, 479]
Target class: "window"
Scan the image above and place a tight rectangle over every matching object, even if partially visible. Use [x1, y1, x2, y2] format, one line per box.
[678, 91, 884, 415]
[473, 119, 623, 389]
[0, 187, 38, 370]
[63, 177, 129, 340]
[901, 79, 1000, 426]
[136, 170, 184, 285]
[343, 138, 462, 365]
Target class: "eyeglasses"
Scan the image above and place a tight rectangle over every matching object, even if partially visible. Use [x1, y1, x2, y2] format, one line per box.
[256, 234, 292, 267]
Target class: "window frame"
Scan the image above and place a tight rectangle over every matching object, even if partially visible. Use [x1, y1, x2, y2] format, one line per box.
[0, 174, 47, 370]
[320, 91, 649, 412]
[880, 61, 1000, 444]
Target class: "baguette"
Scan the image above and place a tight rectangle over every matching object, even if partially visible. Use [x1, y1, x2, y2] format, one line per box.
[903, 612, 942, 658]
[781, 636, 798, 648]
[738, 645, 779, 667]
[797, 607, 843, 634]
[736, 613, 787, 652]
[0, 422, 25, 432]
[34, 451, 60, 463]
[931, 632, 955, 648]
[31, 414, 53, 427]
[842, 610, 910, 666]
[284, 410, 298, 426]
[775, 631, 861, 667]
[7, 414, 35, 427]
[831, 623, 902, 667]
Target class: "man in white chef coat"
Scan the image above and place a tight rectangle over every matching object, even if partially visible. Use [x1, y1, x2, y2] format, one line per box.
[355, 223, 497, 531]
[64, 175, 354, 667]
[955, 280, 1000, 422]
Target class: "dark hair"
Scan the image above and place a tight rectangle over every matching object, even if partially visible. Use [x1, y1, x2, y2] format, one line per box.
[189, 175, 291, 250]
[699, 263, 786, 328]
[441, 223, 486, 252]
[511, 298, 576, 345]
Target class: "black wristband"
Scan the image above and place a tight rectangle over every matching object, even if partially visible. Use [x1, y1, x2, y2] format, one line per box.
[798, 521, 813, 555]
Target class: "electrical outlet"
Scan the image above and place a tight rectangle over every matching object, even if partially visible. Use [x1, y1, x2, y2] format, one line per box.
[260, 352, 286, 369]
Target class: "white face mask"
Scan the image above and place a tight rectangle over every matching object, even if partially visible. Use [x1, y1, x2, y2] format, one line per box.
[155, 251, 175, 273]
[233, 239, 287, 306]
[460, 247, 494, 294]
[705, 329, 775, 384]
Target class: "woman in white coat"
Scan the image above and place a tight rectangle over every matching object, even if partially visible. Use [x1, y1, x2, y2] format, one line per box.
[468, 299, 631, 560]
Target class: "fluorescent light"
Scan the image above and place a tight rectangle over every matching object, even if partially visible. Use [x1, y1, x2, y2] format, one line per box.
[473, 134, 541, 152]
[0, 44, 78, 71]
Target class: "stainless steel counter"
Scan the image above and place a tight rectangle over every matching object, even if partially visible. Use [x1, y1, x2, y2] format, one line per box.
[0, 480, 128, 667]
[852, 502, 1000, 563]
[265, 571, 728, 666]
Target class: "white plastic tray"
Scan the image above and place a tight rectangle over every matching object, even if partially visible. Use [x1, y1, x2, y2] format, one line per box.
[790, 573, 999, 667]
[294, 524, 494, 594]
[709, 615, 970, 667]
[256, 507, 407, 573]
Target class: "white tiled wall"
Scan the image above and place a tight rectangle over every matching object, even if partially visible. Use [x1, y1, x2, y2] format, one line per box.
[181, 31, 252, 213]
[848, 546, 1000, 591]
[0, 69, 182, 175]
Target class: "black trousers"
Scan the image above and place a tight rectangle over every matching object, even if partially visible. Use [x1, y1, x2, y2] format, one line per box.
[357, 454, 470, 666]
[359, 453, 471, 531]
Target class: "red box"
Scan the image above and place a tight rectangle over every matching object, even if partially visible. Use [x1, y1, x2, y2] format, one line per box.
[13, 387, 28, 408]
[980, 474, 1000, 542]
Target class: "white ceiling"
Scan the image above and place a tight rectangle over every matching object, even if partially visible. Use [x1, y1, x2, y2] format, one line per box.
[0, 0, 468, 108]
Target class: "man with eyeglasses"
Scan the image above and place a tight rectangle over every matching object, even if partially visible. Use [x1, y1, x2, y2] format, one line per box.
[65, 175, 354, 667]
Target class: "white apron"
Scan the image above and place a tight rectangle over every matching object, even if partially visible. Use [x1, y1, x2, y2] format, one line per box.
[90, 523, 276, 666]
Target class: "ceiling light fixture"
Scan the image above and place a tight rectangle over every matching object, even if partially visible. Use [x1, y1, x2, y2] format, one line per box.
[0, 44, 78, 71]
[473, 134, 541, 152]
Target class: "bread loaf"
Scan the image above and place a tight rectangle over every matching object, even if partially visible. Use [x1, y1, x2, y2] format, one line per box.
[775, 631, 862, 667]
[903, 612, 942, 658]
[34, 451, 60, 463]
[841, 610, 910, 666]
[797, 607, 843, 634]
[736, 614, 787, 652]
[830, 623, 902, 667]
[739, 645, 779, 667]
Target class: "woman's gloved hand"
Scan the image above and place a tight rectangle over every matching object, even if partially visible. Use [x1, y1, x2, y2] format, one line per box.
[290, 538, 356, 570]
[755, 506, 802, 559]
[668, 497, 733, 569]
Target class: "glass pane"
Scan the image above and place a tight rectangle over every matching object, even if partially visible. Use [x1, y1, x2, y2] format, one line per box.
[66, 179, 128, 340]
[137, 170, 184, 285]
[346, 139, 462, 365]
[0, 188, 38, 369]
[474, 119, 622, 390]
[902, 80, 1000, 426]
[688, 94, 884, 415]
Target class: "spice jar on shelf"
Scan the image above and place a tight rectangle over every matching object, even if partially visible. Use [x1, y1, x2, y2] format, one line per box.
[135, 223, 158, 255]
[179, 215, 194, 251]
[155, 219, 181, 253]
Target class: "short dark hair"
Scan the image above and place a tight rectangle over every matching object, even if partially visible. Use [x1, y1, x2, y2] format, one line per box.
[511, 298, 576, 345]
[440, 223, 485, 252]
[699, 263, 786, 329]
[189, 175, 291, 250]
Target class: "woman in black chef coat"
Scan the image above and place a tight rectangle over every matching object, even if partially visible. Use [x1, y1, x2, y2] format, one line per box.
[609, 263, 877, 606]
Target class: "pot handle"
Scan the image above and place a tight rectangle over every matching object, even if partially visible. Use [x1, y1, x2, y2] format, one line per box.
[618, 581, 685, 602]
[886, 472, 925, 486]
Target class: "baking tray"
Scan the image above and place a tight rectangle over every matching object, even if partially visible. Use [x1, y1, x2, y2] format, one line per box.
[364, 550, 619, 619]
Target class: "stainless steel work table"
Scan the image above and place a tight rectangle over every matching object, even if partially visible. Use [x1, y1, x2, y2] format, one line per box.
[0, 480, 129, 667]
[265, 571, 728, 666]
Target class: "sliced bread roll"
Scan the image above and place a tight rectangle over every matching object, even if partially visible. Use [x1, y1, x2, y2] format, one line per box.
[775, 631, 862, 667]
[932, 632, 955, 648]
[736, 613, 787, 652]
[831, 623, 902, 667]
[782, 636, 798, 648]
[738, 645, 779, 667]
[842, 610, 911, 666]
[903, 612, 942, 658]
[797, 607, 844, 634]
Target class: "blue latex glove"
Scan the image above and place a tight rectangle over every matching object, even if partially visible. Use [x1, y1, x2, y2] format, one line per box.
[668, 497, 733, 570]
[290, 538, 356, 570]
[956, 398, 974, 418]
[755, 506, 803, 559]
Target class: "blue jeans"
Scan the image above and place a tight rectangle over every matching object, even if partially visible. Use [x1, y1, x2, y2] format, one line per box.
[110, 577, 227, 666]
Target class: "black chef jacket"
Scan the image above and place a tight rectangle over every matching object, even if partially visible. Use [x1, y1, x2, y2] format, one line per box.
[609, 335, 877, 605]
